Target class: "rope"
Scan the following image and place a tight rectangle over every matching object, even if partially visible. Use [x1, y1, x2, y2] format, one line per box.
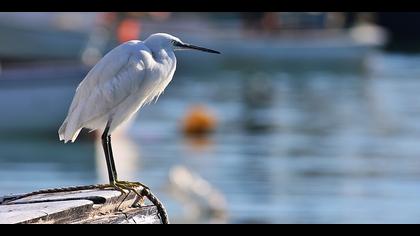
[1, 184, 109, 204]
[141, 188, 170, 224]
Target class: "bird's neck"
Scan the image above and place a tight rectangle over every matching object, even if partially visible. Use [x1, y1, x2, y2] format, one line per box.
[151, 48, 175, 64]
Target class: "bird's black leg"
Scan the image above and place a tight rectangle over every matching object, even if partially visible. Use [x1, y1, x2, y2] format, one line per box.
[107, 134, 119, 181]
[100, 125, 163, 218]
[101, 126, 116, 184]
[102, 123, 150, 194]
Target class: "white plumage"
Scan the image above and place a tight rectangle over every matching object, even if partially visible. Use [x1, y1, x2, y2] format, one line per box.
[59, 33, 179, 143]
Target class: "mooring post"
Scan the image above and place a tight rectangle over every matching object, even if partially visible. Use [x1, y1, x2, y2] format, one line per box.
[0, 186, 164, 224]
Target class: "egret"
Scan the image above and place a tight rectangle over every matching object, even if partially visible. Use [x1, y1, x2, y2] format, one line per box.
[58, 33, 220, 192]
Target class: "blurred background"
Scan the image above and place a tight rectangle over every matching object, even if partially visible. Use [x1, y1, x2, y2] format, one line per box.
[1, 12, 420, 223]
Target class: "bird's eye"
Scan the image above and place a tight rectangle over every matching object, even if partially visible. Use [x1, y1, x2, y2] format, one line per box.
[172, 40, 181, 47]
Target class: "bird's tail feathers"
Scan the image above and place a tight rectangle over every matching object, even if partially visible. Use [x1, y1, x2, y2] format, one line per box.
[58, 118, 82, 143]
[58, 120, 68, 142]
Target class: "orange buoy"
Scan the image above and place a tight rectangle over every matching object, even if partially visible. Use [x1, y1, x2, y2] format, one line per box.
[182, 105, 217, 137]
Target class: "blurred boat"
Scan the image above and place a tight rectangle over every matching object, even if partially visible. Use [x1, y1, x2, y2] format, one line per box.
[138, 18, 387, 73]
[0, 13, 102, 134]
[0, 13, 386, 67]
[0, 62, 89, 134]
[0, 13, 96, 61]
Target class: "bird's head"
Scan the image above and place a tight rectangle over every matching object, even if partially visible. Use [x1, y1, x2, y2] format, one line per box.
[144, 33, 220, 54]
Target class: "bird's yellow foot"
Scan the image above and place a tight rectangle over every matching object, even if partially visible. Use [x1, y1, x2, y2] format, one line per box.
[113, 180, 149, 198]
[99, 181, 149, 209]
[98, 183, 127, 196]
[115, 180, 149, 190]
[115, 181, 151, 208]
[98, 181, 148, 194]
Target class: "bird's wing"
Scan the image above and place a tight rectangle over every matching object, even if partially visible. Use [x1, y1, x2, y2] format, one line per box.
[69, 43, 145, 114]
[60, 43, 149, 140]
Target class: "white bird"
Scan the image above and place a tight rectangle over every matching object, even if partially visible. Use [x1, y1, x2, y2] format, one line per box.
[58, 33, 220, 191]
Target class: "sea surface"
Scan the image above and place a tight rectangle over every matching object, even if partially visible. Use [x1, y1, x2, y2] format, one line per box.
[2, 52, 420, 223]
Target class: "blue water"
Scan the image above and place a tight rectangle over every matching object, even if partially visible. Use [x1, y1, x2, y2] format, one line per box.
[2, 52, 420, 223]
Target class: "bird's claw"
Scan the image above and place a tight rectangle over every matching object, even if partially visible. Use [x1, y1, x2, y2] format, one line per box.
[98, 181, 149, 194]
[114, 180, 150, 190]
[99, 181, 149, 210]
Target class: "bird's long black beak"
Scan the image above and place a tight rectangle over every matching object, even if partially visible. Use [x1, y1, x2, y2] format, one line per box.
[177, 42, 221, 54]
